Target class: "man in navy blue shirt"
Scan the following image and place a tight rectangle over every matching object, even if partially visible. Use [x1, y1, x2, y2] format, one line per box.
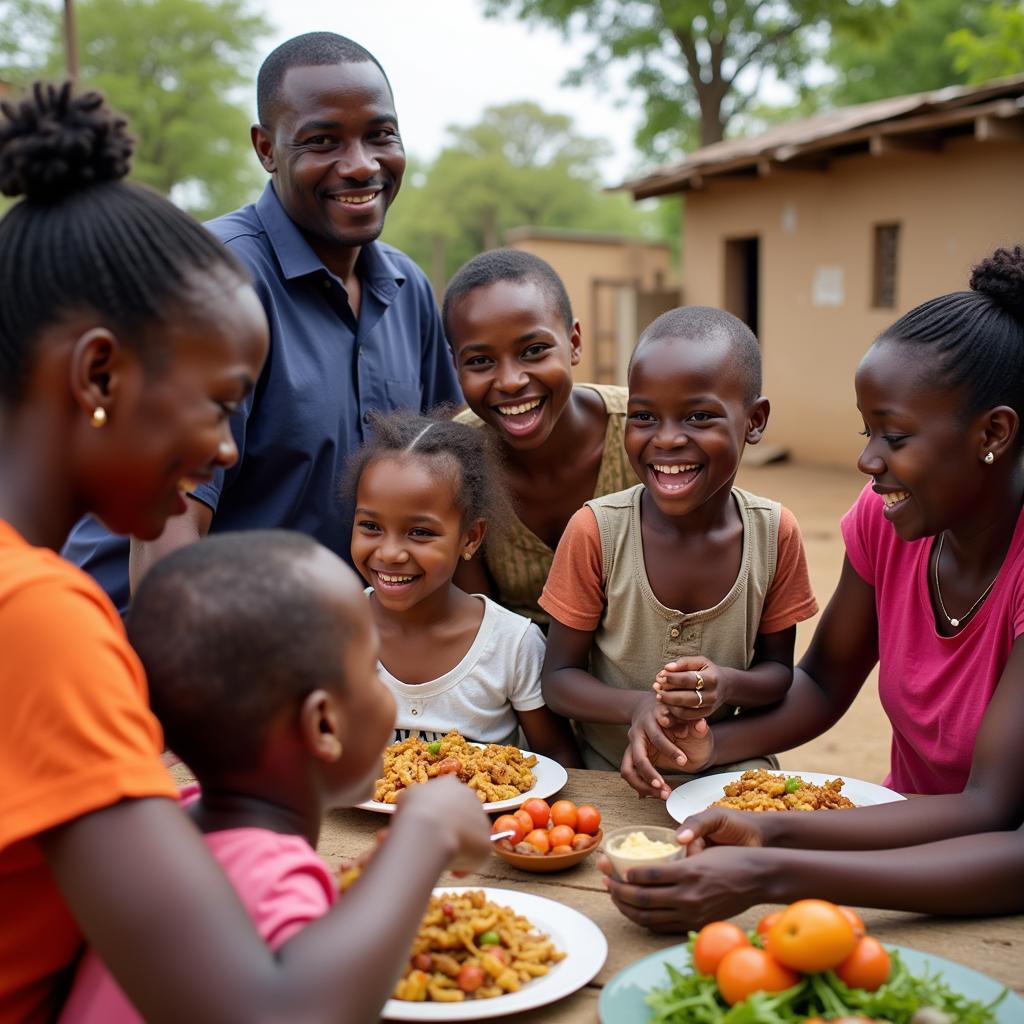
[63, 32, 462, 610]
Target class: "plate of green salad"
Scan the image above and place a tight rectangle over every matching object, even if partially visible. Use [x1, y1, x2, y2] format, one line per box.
[598, 939, 1020, 1023]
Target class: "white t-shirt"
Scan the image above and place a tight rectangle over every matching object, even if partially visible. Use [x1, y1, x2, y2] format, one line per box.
[373, 593, 547, 745]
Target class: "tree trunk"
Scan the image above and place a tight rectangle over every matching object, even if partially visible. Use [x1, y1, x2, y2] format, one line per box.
[693, 64, 730, 146]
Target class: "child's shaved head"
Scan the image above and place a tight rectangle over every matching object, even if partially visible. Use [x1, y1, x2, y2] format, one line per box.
[128, 531, 358, 778]
[630, 306, 762, 404]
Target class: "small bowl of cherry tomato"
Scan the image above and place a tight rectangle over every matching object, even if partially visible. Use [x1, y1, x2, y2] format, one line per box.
[490, 798, 603, 873]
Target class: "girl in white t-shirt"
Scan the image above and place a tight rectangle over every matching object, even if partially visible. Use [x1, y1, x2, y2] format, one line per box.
[346, 410, 581, 765]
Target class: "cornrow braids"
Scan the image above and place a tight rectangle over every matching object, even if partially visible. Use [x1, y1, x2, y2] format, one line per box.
[878, 246, 1024, 445]
[343, 407, 510, 540]
[0, 82, 247, 405]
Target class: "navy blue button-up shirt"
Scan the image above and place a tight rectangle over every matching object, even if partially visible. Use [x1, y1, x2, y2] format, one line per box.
[62, 183, 462, 611]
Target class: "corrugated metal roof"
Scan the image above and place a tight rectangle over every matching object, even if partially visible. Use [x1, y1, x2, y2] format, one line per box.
[620, 74, 1024, 198]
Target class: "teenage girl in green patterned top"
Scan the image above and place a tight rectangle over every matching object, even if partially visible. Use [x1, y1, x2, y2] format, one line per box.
[446, 249, 637, 627]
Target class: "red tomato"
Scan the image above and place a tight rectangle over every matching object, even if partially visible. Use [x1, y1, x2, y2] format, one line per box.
[836, 936, 890, 992]
[692, 921, 750, 976]
[551, 844, 574, 855]
[575, 804, 601, 835]
[513, 808, 534, 837]
[521, 798, 551, 829]
[716, 946, 799, 1005]
[492, 814, 525, 843]
[766, 899, 857, 973]
[548, 825, 576, 849]
[523, 828, 551, 853]
[550, 800, 578, 830]
[838, 905, 867, 941]
[756, 910, 782, 939]
[457, 964, 485, 993]
[571, 833, 594, 851]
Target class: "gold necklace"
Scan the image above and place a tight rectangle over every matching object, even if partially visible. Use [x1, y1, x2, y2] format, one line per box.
[933, 532, 996, 629]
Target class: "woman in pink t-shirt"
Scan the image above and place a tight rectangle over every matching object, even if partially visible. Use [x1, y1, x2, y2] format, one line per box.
[606, 246, 1024, 928]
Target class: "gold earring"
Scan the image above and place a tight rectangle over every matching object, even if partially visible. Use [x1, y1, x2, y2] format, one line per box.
[463, 551, 473, 561]
[984, 451, 995, 465]
[90, 407, 107, 428]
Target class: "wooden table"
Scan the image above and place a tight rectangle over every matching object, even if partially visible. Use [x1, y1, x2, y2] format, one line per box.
[318, 769, 1024, 1023]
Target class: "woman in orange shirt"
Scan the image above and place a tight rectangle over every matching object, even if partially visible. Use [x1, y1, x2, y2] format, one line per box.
[0, 83, 488, 1023]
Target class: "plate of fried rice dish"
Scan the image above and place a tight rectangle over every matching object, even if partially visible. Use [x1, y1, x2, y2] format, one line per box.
[666, 768, 905, 823]
[357, 731, 568, 814]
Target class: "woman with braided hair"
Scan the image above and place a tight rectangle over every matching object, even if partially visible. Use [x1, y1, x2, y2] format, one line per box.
[0, 83, 489, 1024]
[603, 246, 1024, 931]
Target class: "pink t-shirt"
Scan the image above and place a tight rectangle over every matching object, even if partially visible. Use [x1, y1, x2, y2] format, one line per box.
[841, 484, 1024, 794]
[58, 786, 336, 1024]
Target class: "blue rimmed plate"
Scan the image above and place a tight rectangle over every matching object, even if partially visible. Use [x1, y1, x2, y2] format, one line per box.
[598, 942, 1021, 1022]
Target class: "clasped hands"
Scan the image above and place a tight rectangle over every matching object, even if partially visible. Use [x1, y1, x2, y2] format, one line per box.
[623, 656, 722, 800]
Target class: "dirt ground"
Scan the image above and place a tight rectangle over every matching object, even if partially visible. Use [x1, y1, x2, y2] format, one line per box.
[735, 459, 893, 783]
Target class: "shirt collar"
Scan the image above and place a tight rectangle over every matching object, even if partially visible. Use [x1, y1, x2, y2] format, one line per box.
[255, 182, 406, 295]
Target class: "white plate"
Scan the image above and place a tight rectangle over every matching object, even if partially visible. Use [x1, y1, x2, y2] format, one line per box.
[382, 886, 607, 1021]
[356, 749, 569, 815]
[666, 769, 905, 823]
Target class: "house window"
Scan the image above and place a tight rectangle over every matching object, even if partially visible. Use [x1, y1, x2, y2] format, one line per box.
[872, 224, 900, 309]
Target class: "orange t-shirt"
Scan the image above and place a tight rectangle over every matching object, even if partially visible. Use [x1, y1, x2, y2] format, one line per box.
[540, 503, 817, 633]
[0, 521, 176, 1024]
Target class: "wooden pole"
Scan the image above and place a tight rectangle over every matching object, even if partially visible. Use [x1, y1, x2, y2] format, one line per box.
[63, 0, 78, 83]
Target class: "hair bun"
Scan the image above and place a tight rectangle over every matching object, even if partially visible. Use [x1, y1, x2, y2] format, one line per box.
[970, 246, 1024, 321]
[0, 81, 134, 203]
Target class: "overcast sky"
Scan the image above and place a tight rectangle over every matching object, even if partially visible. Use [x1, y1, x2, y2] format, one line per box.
[256, 0, 644, 184]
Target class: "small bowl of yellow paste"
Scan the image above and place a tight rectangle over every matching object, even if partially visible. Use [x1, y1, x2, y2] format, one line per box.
[603, 826, 683, 879]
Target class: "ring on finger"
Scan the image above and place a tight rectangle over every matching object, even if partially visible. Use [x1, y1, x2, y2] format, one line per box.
[693, 671, 704, 691]
[694, 689, 704, 709]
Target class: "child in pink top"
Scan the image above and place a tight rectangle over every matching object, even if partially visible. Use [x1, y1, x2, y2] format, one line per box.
[602, 246, 1024, 930]
[60, 786, 338, 1023]
[59, 530, 489, 1024]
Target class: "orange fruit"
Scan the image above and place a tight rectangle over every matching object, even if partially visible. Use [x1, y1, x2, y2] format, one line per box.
[492, 814, 525, 843]
[575, 804, 601, 835]
[522, 828, 551, 854]
[835, 936, 890, 992]
[548, 825, 576, 849]
[756, 910, 782, 939]
[838, 905, 867, 941]
[550, 799, 579, 830]
[692, 921, 749, 976]
[766, 899, 857, 973]
[716, 946, 799, 1005]
[512, 808, 534, 837]
[521, 798, 551, 829]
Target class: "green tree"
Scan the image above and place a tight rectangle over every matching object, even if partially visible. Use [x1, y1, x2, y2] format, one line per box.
[948, 1, 1024, 83]
[383, 101, 671, 286]
[826, 0, 983, 106]
[823, 0, 1023, 108]
[480, 0, 885, 161]
[0, 0, 270, 218]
